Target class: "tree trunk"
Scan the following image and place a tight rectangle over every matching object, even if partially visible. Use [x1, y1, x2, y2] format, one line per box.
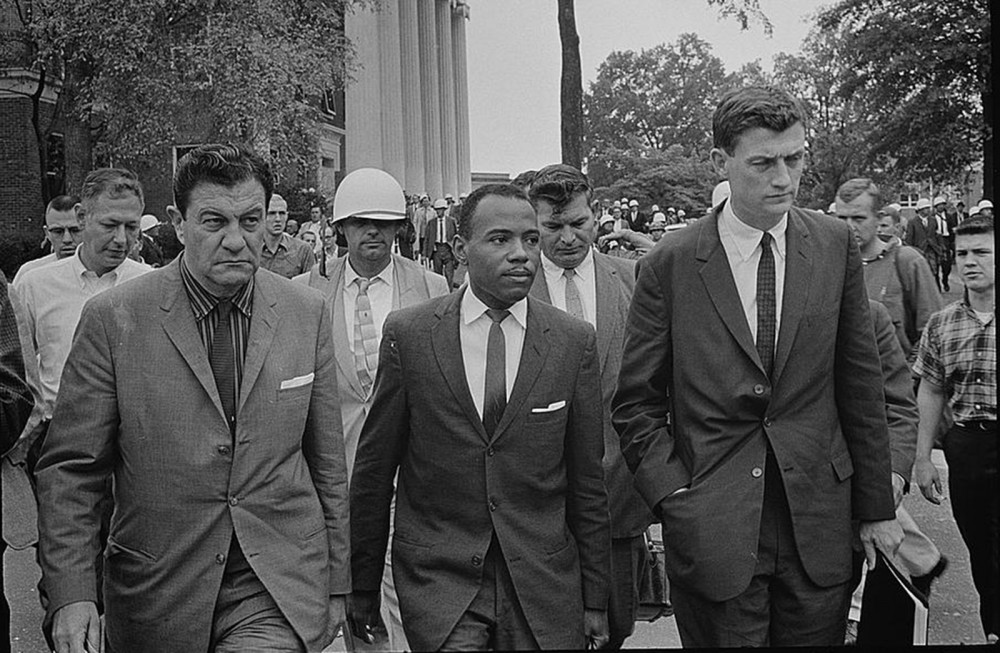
[30, 67, 50, 207]
[557, 0, 583, 169]
[59, 58, 94, 195]
[982, 87, 993, 200]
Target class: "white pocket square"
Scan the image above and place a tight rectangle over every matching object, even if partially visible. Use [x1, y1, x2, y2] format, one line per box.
[280, 373, 314, 390]
[531, 400, 566, 414]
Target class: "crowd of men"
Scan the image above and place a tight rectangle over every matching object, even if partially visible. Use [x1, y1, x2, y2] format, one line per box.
[0, 84, 995, 653]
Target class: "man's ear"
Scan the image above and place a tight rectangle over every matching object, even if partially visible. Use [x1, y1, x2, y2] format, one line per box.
[166, 205, 185, 246]
[709, 148, 729, 178]
[452, 234, 468, 266]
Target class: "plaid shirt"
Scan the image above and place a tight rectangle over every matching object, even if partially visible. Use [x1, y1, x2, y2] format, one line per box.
[913, 298, 996, 422]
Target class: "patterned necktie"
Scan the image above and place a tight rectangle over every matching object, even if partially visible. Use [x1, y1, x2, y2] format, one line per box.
[438, 217, 445, 244]
[756, 232, 776, 378]
[210, 299, 237, 433]
[563, 268, 585, 321]
[483, 308, 510, 438]
[354, 278, 379, 396]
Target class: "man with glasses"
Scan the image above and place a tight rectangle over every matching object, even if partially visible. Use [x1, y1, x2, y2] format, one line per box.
[12, 196, 84, 285]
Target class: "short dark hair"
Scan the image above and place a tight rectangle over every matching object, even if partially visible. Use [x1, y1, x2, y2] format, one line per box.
[457, 184, 535, 239]
[79, 168, 144, 214]
[835, 178, 883, 214]
[510, 170, 537, 191]
[528, 164, 594, 212]
[173, 143, 273, 218]
[713, 85, 808, 154]
[954, 217, 994, 237]
[46, 194, 80, 214]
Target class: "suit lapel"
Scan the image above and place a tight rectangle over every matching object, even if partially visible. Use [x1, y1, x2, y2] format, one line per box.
[238, 271, 278, 412]
[158, 262, 227, 422]
[772, 210, 812, 384]
[324, 259, 366, 399]
[528, 271, 552, 305]
[593, 254, 620, 370]
[431, 289, 489, 442]
[395, 255, 425, 308]
[696, 211, 765, 374]
[492, 299, 549, 443]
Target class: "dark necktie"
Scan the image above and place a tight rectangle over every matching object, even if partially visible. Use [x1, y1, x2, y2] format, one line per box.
[756, 232, 776, 378]
[210, 299, 237, 433]
[483, 308, 510, 438]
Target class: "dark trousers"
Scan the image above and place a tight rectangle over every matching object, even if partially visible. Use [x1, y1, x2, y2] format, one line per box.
[439, 537, 539, 651]
[606, 534, 647, 649]
[944, 423, 999, 637]
[672, 452, 851, 647]
[431, 245, 456, 289]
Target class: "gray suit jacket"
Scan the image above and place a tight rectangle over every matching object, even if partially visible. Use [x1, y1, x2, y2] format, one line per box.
[301, 254, 448, 477]
[530, 252, 654, 538]
[36, 260, 350, 652]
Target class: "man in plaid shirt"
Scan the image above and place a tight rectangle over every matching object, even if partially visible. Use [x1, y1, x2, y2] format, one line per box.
[913, 216, 997, 644]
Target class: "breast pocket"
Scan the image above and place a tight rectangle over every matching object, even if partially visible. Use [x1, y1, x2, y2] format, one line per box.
[275, 383, 312, 403]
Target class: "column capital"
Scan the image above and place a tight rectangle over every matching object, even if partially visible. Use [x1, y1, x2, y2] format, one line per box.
[454, 0, 470, 20]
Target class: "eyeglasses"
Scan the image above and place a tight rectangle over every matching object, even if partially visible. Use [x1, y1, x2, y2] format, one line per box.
[46, 226, 84, 237]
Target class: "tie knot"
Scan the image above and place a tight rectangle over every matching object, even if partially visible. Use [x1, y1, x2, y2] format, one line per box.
[355, 277, 371, 292]
[760, 231, 773, 248]
[216, 299, 233, 318]
[563, 267, 577, 279]
[486, 308, 509, 324]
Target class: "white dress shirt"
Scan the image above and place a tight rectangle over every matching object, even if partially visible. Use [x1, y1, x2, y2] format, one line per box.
[460, 288, 527, 419]
[12, 252, 57, 286]
[541, 249, 597, 328]
[15, 251, 152, 417]
[717, 201, 787, 346]
[343, 258, 396, 353]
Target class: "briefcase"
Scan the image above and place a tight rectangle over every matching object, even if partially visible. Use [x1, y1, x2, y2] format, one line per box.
[858, 549, 929, 645]
[636, 528, 673, 622]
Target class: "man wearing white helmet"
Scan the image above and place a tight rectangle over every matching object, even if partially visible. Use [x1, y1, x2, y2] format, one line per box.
[904, 197, 943, 287]
[422, 198, 459, 288]
[978, 199, 994, 220]
[300, 168, 448, 652]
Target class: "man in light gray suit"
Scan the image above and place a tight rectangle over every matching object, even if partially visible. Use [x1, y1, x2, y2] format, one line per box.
[526, 164, 655, 649]
[36, 144, 350, 653]
[300, 167, 448, 651]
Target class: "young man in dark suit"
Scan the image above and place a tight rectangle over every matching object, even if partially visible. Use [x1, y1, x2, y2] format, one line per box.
[612, 85, 902, 647]
[349, 183, 611, 650]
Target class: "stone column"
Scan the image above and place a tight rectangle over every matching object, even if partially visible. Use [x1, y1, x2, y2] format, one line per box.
[417, 0, 443, 199]
[345, 6, 383, 171]
[452, 1, 472, 195]
[377, 1, 405, 186]
[398, 0, 425, 194]
[436, 0, 458, 198]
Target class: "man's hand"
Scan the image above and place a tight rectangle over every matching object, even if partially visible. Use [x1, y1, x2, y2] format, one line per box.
[891, 473, 906, 509]
[327, 595, 347, 642]
[347, 590, 383, 645]
[583, 608, 609, 650]
[858, 518, 904, 569]
[914, 457, 944, 504]
[51, 601, 102, 653]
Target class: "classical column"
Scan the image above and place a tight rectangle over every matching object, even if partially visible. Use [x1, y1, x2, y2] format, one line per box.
[345, 6, 383, 171]
[377, 1, 405, 185]
[436, 0, 458, 198]
[452, 2, 472, 195]
[398, 0, 425, 194]
[417, 0, 443, 199]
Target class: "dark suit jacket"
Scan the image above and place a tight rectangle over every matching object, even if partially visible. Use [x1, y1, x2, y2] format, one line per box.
[530, 252, 654, 538]
[870, 300, 917, 485]
[1, 272, 33, 453]
[421, 216, 458, 259]
[350, 290, 611, 650]
[903, 215, 942, 257]
[35, 261, 350, 652]
[612, 205, 895, 602]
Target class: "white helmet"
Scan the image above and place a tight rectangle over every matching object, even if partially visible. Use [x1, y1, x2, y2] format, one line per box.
[915, 198, 932, 211]
[933, 196, 947, 206]
[978, 199, 993, 210]
[332, 168, 406, 223]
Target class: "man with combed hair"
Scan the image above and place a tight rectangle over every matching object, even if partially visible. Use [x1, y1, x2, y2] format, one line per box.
[36, 144, 350, 653]
[613, 85, 901, 647]
[12, 195, 83, 285]
[913, 216, 997, 644]
[349, 183, 611, 650]
[527, 163, 655, 649]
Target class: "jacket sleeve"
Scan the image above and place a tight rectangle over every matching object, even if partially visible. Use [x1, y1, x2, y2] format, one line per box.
[303, 296, 352, 594]
[870, 301, 918, 486]
[0, 274, 32, 454]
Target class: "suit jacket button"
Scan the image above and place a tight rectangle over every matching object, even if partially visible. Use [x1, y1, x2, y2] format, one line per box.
[217, 445, 231, 455]
[228, 496, 238, 506]
[215, 553, 226, 564]
[488, 499, 498, 511]
[471, 555, 482, 566]
[752, 467, 763, 478]
[487, 447, 495, 457]
[763, 417, 772, 427]
[753, 384, 765, 395]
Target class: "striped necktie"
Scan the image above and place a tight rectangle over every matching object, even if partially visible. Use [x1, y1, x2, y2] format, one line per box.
[563, 268, 585, 321]
[353, 278, 379, 396]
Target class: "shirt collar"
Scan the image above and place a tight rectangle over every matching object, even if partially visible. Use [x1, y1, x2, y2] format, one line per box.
[541, 248, 594, 276]
[461, 286, 528, 330]
[345, 257, 395, 288]
[263, 233, 292, 255]
[70, 247, 129, 281]
[720, 199, 788, 263]
[179, 254, 254, 321]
